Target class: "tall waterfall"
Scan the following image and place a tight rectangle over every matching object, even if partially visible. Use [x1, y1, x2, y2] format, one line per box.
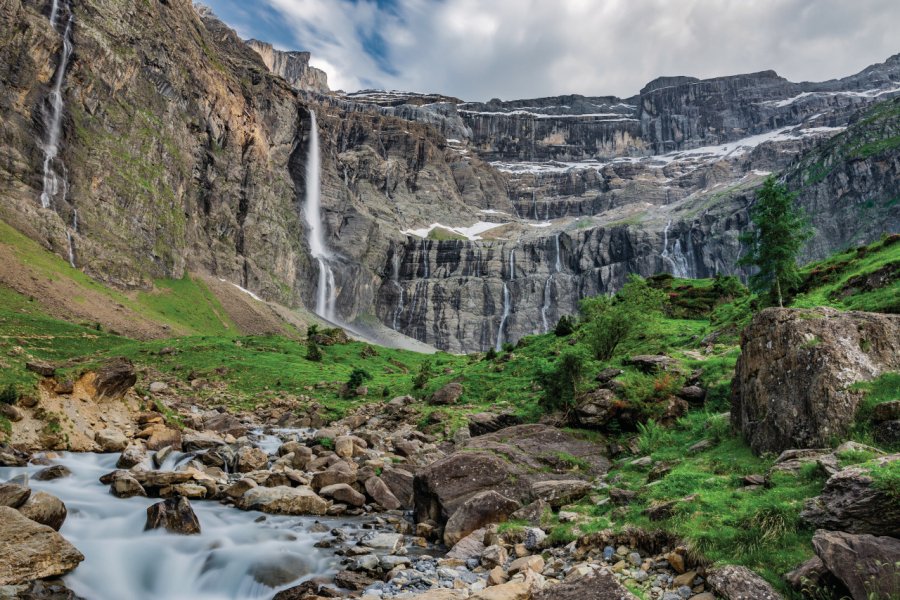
[661, 219, 690, 279]
[541, 233, 562, 332]
[391, 253, 404, 331]
[302, 111, 337, 321]
[495, 249, 515, 351]
[39, 1, 73, 210]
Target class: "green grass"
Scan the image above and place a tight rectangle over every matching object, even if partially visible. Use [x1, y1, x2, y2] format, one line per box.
[135, 276, 236, 335]
[849, 372, 900, 450]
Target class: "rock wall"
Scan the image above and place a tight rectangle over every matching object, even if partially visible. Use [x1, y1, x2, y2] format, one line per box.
[245, 39, 329, 93]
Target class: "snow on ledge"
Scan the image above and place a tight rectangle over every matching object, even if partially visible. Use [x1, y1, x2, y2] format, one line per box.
[219, 278, 263, 302]
[401, 221, 506, 241]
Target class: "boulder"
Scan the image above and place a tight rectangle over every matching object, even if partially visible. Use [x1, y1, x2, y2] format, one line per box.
[445, 528, 486, 561]
[334, 436, 355, 458]
[203, 413, 248, 437]
[574, 388, 619, 428]
[473, 581, 531, 600]
[429, 382, 464, 405]
[800, 454, 900, 536]
[468, 412, 524, 437]
[0, 506, 84, 585]
[94, 428, 128, 452]
[144, 496, 201, 535]
[444, 490, 521, 546]
[182, 433, 226, 452]
[533, 570, 640, 600]
[33, 465, 71, 481]
[223, 478, 258, 500]
[731, 308, 900, 454]
[236, 486, 328, 515]
[707, 565, 784, 600]
[0, 404, 24, 422]
[812, 530, 900, 600]
[116, 443, 147, 469]
[18, 491, 67, 531]
[91, 358, 137, 400]
[110, 473, 147, 498]
[784, 556, 832, 592]
[626, 355, 678, 373]
[380, 467, 414, 508]
[235, 446, 268, 473]
[25, 361, 56, 377]
[318, 483, 365, 507]
[0, 483, 30, 508]
[311, 461, 356, 490]
[364, 476, 401, 510]
[530, 479, 592, 508]
[678, 385, 706, 403]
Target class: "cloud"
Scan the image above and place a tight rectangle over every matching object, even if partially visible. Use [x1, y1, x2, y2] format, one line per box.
[203, 0, 900, 101]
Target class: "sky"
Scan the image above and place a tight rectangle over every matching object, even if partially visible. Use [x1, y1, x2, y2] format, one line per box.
[202, 0, 900, 102]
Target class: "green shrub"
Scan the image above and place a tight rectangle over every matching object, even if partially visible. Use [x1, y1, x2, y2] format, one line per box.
[305, 325, 322, 362]
[0, 384, 18, 406]
[537, 348, 587, 412]
[554, 315, 577, 336]
[502, 342, 515, 353]
[346, 368, 372, 392]
[484, 347, 498, 361]
[580, 275, 667, 360]
[412, 360, 432, 390]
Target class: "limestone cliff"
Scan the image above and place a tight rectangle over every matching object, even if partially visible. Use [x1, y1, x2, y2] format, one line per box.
[245, 39, 328, 94]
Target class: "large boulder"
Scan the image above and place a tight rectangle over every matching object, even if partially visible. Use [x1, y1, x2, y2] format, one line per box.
[574, 388, 619, 428]
[429, 382, 464, 406]
[468, 412, 523, 437]
[234, 446, 268, 473]
[311, 461, 356, 491]
[443, 490, 520, 546]
[800, 454, 900, 536]
[236, 486, 328, 515]
[380, 467, 414, 508]
[533, 570, 639, 599]
[94, 428, 128, 452]
[812, 530, 900, 600]
[18, 491, 68, 531]
[318, 483, 365, 507]
[0, 483, 31, 508]
[731, 308, 900, 454]
[414, 424, 607, 527]
[144, 496, 201, 535]
[364, 476, 401, 510]
[90, 358, 137, 400]
[707, 565, 784, 600]
[0, 506, 84, 585]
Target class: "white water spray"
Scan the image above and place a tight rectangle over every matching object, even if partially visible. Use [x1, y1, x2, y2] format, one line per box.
[661, 219, 690, 279]
[302, 111, 338, 321]
[39, 4, 73, 210]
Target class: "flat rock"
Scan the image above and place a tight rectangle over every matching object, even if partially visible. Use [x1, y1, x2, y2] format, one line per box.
[533, 570, 640, 599]
[236, 486, 327, 516]
[0, 506, 84, 585]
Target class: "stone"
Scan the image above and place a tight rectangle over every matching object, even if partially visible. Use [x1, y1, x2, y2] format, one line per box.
[148, 381, 168, 394]
[532, 568, 640, 599]
[0, 507, 84, 585]
[182, 433, 226, 452]
[203, 413, 249, 437]
[445, 527, 487, 560]
[334, 436, 355, 458]
[236, 486, 328, 516]
[473, 581, 531, 600]
[0, 405, 23, 422]
[524, 527, 546, 550]
[25, 361, 56, 377]
[487, 565, 507, 586]
[235, 446, 268, 473]
[361, 532, 404, 553]
[444, 490, 521, 547]
[311, 461, 357, 490]
[380, 467, 415, 508]
[223, 478, 258, 500]
[507, 555, 544, 576]
[145, 496, 201, 535]
[609, 488, 638, 505]
[874, 420, 900, 445]
[812, 530, 900, 600]
[364, 476, 402, 510]
[111, 474, 147, 498]
[574, 388, 619, 428]
[430, 382, 464, 405]
[673, 570, 696, 587]
[319, 483, 366, 507]
[0, 483, 30, 508]
[530, 479, 592, 508]
[481, 544, 508, 569]
[468, 412, 524, 437]
[91, 358, 137, 400]
[333, 570, 375, 591]
[783, 556, 831, 592]
[731, 308, 900, 454]
[596, 368, 623, 383]
[17, 492, 67, 531]
[116, 443, 147, 469]
[33, 465, 71, 481]
[800, 454, 900, 536]
[95, 428, 128, 452]
[626, 355, 678, 373]
[678, 386, 706, 403]
[707, 565, 784, 600]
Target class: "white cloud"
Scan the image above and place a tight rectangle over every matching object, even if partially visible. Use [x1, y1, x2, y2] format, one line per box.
[246, 0, 900, 100]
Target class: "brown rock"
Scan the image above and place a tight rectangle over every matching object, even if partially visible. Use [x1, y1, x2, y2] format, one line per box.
[311, 461, 357, 490]
[91, 358, 137, 400]
[731, 308, 900, 454]
[707, 565, 784, 600]
[95, 428, 128, 452]
[236, 486, 328, 515]
[17, 491, 67, 531]
[26, 361, 57, 377]
[443, 490, 521, 546]
[318, 483, 365, 507]
[145, 496, 201, 535]
[0, 506, 84, 585]
[812, 530, 900, 600]
[429, 382, 464, 405]
[235, 446, 269, 473]
[203, 413, 249, 437]
[0, 404, 24, 422]
[364, 476, 402, 510]
[473, 581, 531, 600]
[0, 483, 31, 508]
[381, 467, 415, 508]
[507, 554, 544, 576]
[532, 570, 640, 600]
[34, 465, 72, 481]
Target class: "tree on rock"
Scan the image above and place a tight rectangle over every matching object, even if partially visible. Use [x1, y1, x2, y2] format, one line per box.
[739, 176, 812, 307]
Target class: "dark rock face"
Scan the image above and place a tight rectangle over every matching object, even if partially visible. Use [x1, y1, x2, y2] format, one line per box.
[812, 530, 900, 600]
[731, 308, 900, 454]
[801, 455, 900, 537]
[91, 358, 137, 400]
[144, 496, 201, 535]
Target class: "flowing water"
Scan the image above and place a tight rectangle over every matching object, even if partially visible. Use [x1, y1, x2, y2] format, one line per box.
[495, 249, 515, 351]
[541, 233, 563, 333]
[661, 219, 690, 279]
[40, 1, 73, 210]
[0, 429, 362, 600]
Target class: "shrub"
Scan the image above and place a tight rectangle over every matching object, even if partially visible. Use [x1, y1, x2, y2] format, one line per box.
[484, 347, 498, 361]
[537, 348, 587, 412]
[305, 324, 322, 362]
[554, 315, 577, 336]
[412, 360, 432, 390]
[502, 342, 515, 353]
[346, 368, 372, 392]
[0, 384, 17, 406]
[580, 275, 667, 360]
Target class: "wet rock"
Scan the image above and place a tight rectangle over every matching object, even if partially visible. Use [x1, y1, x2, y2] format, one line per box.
[33, 466, 71, 481]
[203, 413, 248, 438]
[17, 492, 67, 531]
[110, 473, 147, 498]
[812, 530, 900, 600]
[182, 433, 226, 452]
[333, 570, 375, 591]
[444, 490, 521, 546]
[360, 532, 404, 553]
[707, 565, 784, 600]
[429, 382, 464, 406]
[0, 506, 84, 585]
[144, 496, 201, 535]
[731, 308, 900, 454]
[318, 483, 365, 507]
[223, 478, 258, 500]
[364, 476, 401, 510]
[91, 358, 137, 400]
[0, 483, 30, 509]
[800, 454, 900, 536]
[94, 428, 128, 452]
[235, 446, 268, 473]
[236, 486, 328, 515]
[116, 443, 147, 469]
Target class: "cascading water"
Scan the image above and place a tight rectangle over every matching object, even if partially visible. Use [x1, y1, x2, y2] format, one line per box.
[661, 219, 690, 279]
[391, 253, 405, 331]
[541, 233, 562, 332]
[302, 111, 338, 321]
[39, 1, 73, 210]
[495, 249, 515, 351]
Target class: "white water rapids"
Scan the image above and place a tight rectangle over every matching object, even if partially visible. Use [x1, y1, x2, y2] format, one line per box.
[0, 436, 362, 600]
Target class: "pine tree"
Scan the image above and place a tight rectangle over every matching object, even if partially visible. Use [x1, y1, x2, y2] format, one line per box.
[738, 177, 812, 307]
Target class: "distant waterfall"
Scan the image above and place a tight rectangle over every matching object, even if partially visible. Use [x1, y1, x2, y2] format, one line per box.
[302, 111, 338, 321]
[391, 253, 404, 331]
[661, 219, 690, 278]
[541, 233, 562, 332]
[39, 1, 73, 210]
[495, 249, 515, 351]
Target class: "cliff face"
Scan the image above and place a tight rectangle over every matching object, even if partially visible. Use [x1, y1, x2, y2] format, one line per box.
[0, 0, 897, 353]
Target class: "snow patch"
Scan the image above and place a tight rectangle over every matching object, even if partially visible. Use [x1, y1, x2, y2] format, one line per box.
[401, 221, 506, 240]
[220, 279, 263, 302]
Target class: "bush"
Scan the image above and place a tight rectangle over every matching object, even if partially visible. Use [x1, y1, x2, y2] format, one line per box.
[305, 324, 322, 362]
[0, 384, 17, 406]
[502, 342, 515, 353]
[554, 315, 577, 336]
[580, 275, 667, 360]
[412, 361, 432, 390]
[484, 347, 498, 361]
[345, 368, 372, 394]
[537, 348, 587, 412]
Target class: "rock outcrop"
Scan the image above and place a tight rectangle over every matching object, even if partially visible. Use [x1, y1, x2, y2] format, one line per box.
[811, 530, 900, 600]
[731, 307, 900, 454]
[245, 39, 328, 93]
[0, 506, 84, 585]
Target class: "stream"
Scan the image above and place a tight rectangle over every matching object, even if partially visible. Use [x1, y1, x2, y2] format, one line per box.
[0, 431, 374, 600]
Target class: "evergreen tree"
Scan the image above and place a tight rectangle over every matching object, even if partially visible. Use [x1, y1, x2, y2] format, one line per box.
[305, 324, 322, 362]
[738, 177, 812, 307]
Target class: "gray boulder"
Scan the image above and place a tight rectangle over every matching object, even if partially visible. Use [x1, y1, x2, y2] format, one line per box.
[145, 496, 201, 535]
[812, 530, 900, 600]
[0, 507, 84, 585]
[707, 565, 784, 600]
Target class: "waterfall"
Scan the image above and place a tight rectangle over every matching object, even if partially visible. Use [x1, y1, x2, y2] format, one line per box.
[495, 249, 515, 351]
[661, 219, 690, 279]
[391, 253, 404, 331]
[39, 3, 73, 210]
[541, 233, 562, 332]
[302, 111, 338, 321]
